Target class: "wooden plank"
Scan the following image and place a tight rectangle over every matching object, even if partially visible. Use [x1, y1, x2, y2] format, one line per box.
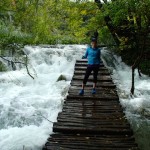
[62, 106, 123, 111]
[58, 110, 126, 116]
[61, 109, 123, 114]
[68, 88, 117, 95]
[72, 75, 112, 81]
[75, 66, 108, 71]
[45, 141, 138, 149]
[44, 144, 138, 150]
[53, 123, 133, 135]
[64, 99, 120, 105]
[63, 101, 121, 107]
[44, 133, 138, 150]
[66, 95, 119, 100]
[57, 117, 129, 125]
[70, 80, 114, 85]
[57, 113, 127, 121]
[49, 133, 136, 140]
[62, 103, 122, 109]
[47, 135, 137, 147]
[69, 85, 115, 89]
[59, 111, 126, 117]
[70, 82, 116, 88]
[68, 92, 118, 98]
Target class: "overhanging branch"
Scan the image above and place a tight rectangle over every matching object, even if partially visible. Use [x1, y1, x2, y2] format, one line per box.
[0, 55, 34, 79]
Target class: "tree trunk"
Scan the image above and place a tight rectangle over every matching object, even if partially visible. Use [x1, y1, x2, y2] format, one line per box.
[131, 68, 135, 95]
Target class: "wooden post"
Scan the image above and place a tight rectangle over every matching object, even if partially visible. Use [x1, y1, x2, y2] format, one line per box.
[131, 68, 135, 95]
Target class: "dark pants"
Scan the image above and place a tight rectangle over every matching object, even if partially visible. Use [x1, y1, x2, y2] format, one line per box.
[83, 65, 99, 84]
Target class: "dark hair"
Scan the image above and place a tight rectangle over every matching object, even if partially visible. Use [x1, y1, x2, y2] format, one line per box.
[91, 37, 97, 42]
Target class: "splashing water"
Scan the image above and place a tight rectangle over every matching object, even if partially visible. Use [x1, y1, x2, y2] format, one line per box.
[0, 45, 86, 150]
[0, 46, 149, 150]
[102, 48, 150, 150]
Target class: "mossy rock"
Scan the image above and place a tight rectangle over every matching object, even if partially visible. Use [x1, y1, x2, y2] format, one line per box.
[57, 74, 67, 81]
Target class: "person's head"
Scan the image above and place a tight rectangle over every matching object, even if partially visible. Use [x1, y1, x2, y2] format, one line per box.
[91, 37, 97, 48]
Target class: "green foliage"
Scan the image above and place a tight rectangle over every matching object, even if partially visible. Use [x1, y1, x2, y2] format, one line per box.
[0, 0, 103, 46]
[100, 0, 150, 56]
[0, 20, 33, 46]
[99, 26, 115, 45]
[140, 60, 150, 76]
[100, 0, 150, 76]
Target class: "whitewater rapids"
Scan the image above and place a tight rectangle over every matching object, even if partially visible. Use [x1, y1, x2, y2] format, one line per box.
[0, 45, 149, 150]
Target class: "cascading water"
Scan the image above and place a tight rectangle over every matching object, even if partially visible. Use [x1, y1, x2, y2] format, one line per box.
[0, 45, 86, 150]
[101, 48, 150, 150]
[0, 45, 149, 150]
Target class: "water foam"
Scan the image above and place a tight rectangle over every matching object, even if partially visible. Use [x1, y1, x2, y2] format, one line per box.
[0, 45, 86, 150]
[102, 49, 150, 150]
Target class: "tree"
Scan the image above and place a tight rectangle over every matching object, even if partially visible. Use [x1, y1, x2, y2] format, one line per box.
[95, 0, 150, 94]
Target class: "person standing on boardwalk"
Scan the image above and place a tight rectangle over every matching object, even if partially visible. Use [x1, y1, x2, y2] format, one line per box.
[79, 37, 101, 95]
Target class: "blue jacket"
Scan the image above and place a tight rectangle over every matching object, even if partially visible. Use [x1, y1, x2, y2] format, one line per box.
[83, 47, 101, 65]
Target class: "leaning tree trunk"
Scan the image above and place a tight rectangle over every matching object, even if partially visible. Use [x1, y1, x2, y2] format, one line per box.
[130, 33, 146, 95]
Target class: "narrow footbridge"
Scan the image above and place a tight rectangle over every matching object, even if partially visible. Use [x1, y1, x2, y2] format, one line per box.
[43, 60, 139, 150]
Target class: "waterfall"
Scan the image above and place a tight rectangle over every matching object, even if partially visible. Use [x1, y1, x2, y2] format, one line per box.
[0, 45, 149, 150]
[0, 45, 85, 150]
[101, 48, 150, 150]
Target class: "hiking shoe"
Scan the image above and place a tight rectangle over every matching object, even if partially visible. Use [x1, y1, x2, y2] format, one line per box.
[79, 89, 84, 95]
[92, 88, 96, 94]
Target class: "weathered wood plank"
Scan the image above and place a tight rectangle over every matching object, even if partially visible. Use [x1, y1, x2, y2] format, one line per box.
[44, 144, 138, 150]
[66, 95, 119, 100]
[57, 117, 129, 125]
[70, 81, 115, 87]
[68, 88, 117, 95]
[49, 133, 136, 140]
[45, 141, 138, 148]
[75, 66, 108, 71]
[73, 74, 111, 78]
[72, 78, 112, 82]
[69, 86, 116, 90]
[68, 92, 118, 98]
[58, 113, 127, 121]
[44, 133, 138, 150]
[72, 75, 112, 82]
[64, 99, 120, 105]
[62, 109, 124, 114]
[63, 101, 121, 106]
[53, 123, 133, 135]
[58, 111, 126, 118]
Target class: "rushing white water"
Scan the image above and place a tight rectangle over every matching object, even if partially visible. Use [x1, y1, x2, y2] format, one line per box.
[0, 45, 149, 150]
[0, 45, 85, 150]
[102, 49, 150, 150]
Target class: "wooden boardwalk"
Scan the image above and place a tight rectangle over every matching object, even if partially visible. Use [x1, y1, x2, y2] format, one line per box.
[43, 60, 139, 150]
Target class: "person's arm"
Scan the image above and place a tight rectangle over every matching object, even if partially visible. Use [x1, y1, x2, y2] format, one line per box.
[82, 48, 88, 59]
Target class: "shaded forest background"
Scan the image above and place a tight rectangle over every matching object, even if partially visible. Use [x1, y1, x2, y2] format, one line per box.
[0, 0, 150, 76]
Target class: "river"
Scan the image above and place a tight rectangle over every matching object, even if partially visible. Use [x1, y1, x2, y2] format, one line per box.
[0, 45, 149, 150]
